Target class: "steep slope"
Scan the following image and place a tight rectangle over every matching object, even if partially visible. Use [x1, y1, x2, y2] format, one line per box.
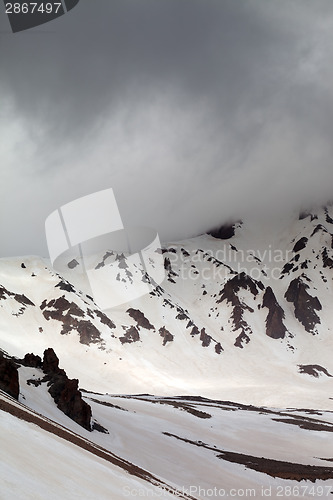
[0, 205, 333, 407]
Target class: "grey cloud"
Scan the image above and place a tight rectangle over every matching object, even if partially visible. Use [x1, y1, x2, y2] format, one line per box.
[1, 0, 333, 256]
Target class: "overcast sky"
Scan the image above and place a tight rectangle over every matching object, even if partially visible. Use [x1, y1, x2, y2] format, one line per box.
[1, 0, 333, 257]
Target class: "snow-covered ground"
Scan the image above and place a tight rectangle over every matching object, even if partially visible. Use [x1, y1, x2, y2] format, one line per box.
[1, 206, 333, 498]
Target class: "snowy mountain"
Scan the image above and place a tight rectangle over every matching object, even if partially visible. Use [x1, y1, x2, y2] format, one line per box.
[1, 204, 333, 498]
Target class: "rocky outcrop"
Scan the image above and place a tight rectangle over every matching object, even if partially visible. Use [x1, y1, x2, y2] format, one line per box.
[48, 376, 92, 431]
[127, 308, 154, 330]
[292, 237, 308, 253]
[285, 277, 322, 333]
[159, 326, 174, 346]
[43, 348, 64, 375]
[208, 221, 241, 239]
[200, 328, 212, 347]
[322, 248, 333, 269]
[298, 365, 332, 378]
[0, 352, 19, 399]
[40, 296, 101, 344]
[42, 348, 92, 431]
[217, 273, 261, 348]
[119, 326, 140, 344]
[21, 353, 42, 368]
[94, 310, 116, 329]
[262, 287, 287, 339]
[0, 284, 35, 307]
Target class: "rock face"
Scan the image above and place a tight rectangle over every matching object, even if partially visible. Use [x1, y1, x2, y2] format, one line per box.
[43, 348, 64, 375]
[262, 287, 287, 339]
[208, 222, 239, 239]
[127, 308, 154, 330]
[42, 348, 92, 431]
[285, 277, 322, 333]
[0, 352, 19, 399]
[217, 273, 262, 348]
[48, 376, 92, 431]
[21, 353, 42, 368]
[40, 297, 102, 344]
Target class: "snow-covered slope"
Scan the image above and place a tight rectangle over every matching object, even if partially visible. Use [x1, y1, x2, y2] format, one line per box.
[1, 205, 333, 499]
[1, 205, 333, 407]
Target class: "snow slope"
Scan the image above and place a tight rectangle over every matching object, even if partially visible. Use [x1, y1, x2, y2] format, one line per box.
[1, 205, 333, 498]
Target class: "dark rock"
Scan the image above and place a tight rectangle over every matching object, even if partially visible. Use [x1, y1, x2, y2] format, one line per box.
[21, 353, 42, 368]
[190, 325, 200, 336]
[27, 378, 42, 387]
[41, 296, 84, 319]
[0, 284, 35, 307]
[127, 308, 154, 330]
[322, 248, 333, 269]
[200, 328, 212, 347]
[217, 273, 258, 348]
[298, 364, 332, 378]
[311, 224, 328, 237]
[94, 310, 116, 329]
[285, 277, 322, 333]
[234, 332, 250, 348]
[43, 348, 63, 375]
[119, 326, 140, 344]
[42, 348, 92, 431]
[76, 320, 102, 345]
[0, 353, 19, 399]
[262, 287, 287, 339]
[21, 263, 26, 268]
[41, 297, 102, 344]
[55, 280, 76, 293]
[215, 342, 223, 354]
[48, 376, 92, 431]
[159, 326, 174, 346]
[217, 273, 261, 304]
[208, 222, 239, 240]
[293, 237, 308, 253]
[325, 208, 333, 224]
[92, 421, 109, 433]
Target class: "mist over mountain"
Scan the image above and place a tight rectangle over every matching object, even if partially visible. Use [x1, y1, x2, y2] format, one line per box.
[1, 204, 333, 498]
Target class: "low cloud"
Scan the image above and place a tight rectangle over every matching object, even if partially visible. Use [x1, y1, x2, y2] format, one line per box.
[1, 0, 333, 256]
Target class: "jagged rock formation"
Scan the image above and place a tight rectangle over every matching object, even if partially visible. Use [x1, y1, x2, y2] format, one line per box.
[42, 348, 92, 431]
[262, 287, 287, 339]
[127, 308, 154, 330]
[285, 276, 322, 333]
[21, 353, 42, 368]
[217, 273, 263, 348]
[0, 352, 19, 399]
